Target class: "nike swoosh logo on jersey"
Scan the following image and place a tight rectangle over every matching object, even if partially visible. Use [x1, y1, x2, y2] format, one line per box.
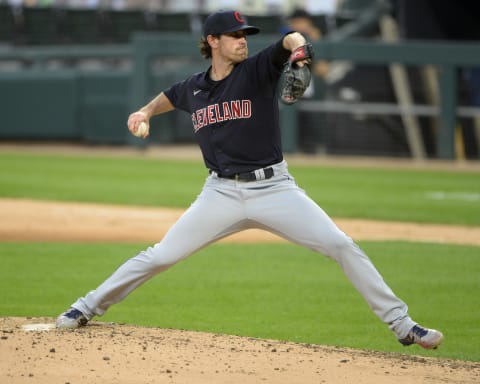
[193, 89, 202, 96]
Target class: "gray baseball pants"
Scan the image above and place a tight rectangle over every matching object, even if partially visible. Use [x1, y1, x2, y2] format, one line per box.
[72, 160, 415, 339]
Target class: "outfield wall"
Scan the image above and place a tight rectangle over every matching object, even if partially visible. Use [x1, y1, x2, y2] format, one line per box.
[1, 34, 479, 159]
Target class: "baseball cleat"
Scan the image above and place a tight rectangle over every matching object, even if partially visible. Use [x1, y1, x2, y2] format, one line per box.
[398, 324, 444, 349]
[56, 308, 89, 329]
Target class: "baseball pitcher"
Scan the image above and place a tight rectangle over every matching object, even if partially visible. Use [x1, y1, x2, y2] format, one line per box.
[56, 10, 443, 350]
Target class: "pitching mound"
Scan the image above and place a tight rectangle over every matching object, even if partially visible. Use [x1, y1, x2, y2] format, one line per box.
[1, 317, 479, 384]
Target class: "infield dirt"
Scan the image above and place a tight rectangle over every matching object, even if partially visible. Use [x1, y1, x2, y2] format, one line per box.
[1, 317, 479, 384]
[1, 198, 480, 246]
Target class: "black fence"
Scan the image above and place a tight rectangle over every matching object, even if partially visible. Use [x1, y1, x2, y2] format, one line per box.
[0, 5, 197, 45]
[0, 4, 344, 46]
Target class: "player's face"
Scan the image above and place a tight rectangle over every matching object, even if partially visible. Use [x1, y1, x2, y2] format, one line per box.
[217, 31, 249, 63]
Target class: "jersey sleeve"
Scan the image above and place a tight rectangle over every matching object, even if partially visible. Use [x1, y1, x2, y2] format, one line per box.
[248, 36, 291, 88]
[163, 75, 198, 113]
[163, 82, 181, 109]
[269, 36, 294, 70]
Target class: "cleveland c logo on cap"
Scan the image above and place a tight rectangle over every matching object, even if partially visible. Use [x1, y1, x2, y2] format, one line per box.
[234, 11, 245, 23]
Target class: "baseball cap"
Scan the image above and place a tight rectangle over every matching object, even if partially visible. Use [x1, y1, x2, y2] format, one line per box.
[203, 10, 260, 38]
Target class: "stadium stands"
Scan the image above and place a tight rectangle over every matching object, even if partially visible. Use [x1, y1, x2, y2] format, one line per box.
[21, 6, 62, 45]
[0, 4, 197, 45]
[0, 3, 16, 43]
[0, 5, 330, 46]
[61, 8, 110, 44]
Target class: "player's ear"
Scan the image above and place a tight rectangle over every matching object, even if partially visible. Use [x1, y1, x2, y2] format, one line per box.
[207, 34, 220, 48]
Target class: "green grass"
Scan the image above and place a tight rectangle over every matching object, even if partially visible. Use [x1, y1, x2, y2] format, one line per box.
[1, 150, 479, 362]
[0, 152, 205, 207]
[293, 164, 480, 225]
[0, 241, 478, 362]
[0, 151, 479, 225]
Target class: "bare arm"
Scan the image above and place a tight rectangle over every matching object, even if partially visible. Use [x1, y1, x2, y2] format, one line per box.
[282, 32, 309, 67]
[127, 92, 175, 138]
[282, 32, 307, 52]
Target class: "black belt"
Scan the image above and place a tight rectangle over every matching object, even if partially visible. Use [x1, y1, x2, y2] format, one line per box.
[213, 166, 275, 182]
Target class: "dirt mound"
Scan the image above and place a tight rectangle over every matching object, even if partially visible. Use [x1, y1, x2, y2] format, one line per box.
[1, 317, 479, 384]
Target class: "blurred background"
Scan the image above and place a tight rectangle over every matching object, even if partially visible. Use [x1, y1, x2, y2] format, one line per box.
[0, 0, 479, 160]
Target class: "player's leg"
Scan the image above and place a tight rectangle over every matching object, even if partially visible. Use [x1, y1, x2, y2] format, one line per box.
[57, 178, 248, 327]
[246, 175, 442, 347]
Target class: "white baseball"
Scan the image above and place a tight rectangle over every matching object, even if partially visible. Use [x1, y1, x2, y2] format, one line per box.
[134, 122, 148, 138]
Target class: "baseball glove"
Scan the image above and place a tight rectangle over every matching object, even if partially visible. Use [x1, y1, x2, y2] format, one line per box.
[280, 43, 314, 105]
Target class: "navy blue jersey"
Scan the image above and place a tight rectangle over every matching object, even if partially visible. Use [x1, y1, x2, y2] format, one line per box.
[164, 38, 291, 176]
